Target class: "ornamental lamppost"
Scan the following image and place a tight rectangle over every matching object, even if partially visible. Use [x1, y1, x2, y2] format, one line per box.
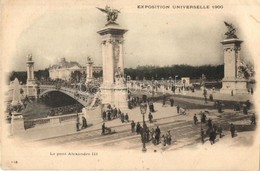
[140, 102, 148, 152]
[175, 75, 178, 94]
[127, 75, 131, 92]
[169, 76, 173, 93]
[151, 77, 155, 99]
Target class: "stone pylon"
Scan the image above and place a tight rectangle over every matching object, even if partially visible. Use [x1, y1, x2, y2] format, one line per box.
[97, 23, 128, 112]
[26, 54, 35, 85]
[26, 54, 37, 98]
[85, 57, 94, 83]
[220, 38, 248, 94]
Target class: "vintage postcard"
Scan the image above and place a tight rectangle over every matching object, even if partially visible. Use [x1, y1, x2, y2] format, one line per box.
[1, 0, 259, 170]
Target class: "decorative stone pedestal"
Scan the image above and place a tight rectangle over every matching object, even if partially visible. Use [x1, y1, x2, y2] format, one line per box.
[100, 84, 128, 111]
[221, 79, 248, 94]
[11, 112, 25, 134]
[26, 85, 38, 99]
[220, 38, 248, 94]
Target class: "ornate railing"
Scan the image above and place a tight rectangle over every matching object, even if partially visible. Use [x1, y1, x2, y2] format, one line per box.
[24, 113, 83, 129]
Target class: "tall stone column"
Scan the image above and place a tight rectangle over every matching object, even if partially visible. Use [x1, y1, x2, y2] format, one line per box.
[97, 24, 128, 111]
[26, 54, 35, 85]
[220, 38, 248, 94]
[26, 54, 37, 98]
[220, 22, 248, 94]
[86, 57, 94, 83]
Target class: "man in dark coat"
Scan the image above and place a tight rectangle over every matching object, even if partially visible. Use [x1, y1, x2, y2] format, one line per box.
[102, 123, 106, 134]
[209, 130, 215, 145]
[107, 111, 111, 121]
[193, 114, 198, 125]
[155, 126, 161, 145]
[136, 122, 141, 134]
[170, 98, 174, 107]
[125, 113, 129, 122]
[217, 125, 223, 138]
[121, 113, 125, 123]
[114, 108, 118, 118]
[131, 120, 136, 133]
[81, 116, 87, 129]
[76, 114, 80, 131]
[201, 129, 204, 144]
[208, 118, 212, 129]
[148, 112, 153, 123]
[230, 123, 236, 138]
[102, 111, 106, 121]
[177, 105, 180, 114]
[201, 113, 207, 123]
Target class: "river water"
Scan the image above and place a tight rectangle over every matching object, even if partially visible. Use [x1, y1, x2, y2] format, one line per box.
[22, 91, 80, 120]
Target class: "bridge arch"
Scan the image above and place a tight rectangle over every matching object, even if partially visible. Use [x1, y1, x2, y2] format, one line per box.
[39, 88, 90, 106]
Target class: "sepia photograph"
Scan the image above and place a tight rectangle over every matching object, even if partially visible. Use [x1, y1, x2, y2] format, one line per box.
[1, 0, 259, 170]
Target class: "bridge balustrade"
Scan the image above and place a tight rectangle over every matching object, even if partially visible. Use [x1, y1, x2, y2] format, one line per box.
[24, 113, 83, 129]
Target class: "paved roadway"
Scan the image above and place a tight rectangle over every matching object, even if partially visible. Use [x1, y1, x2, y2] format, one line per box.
[34, 108, 254, 151]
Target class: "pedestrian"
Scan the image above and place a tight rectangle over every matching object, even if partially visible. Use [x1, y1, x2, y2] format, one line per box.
[107, 111, 111, 120]
[193, 114, 198, 125]
[201, 113, 207, 123]
[203, 89, 207, 104]
[217, 125, 223, 138]
[230, 123, 236, 138]
[118, 109, 121, 117]
[243, 104, 248, 114]
[231, 90, 233, 96]
[177, 105, 180, 114]
[136, 122, 141, 134]
[170, 98, 174, 107]
[207, 118, 212, 129]
[251, 87, 253, 95]
[125, 113, 129, 122]
[102, 123, 106, 134]
[162, 135, 167, 146]
[209, 94, 213, 101]
[131, 120, 136, 133]
[218, 102, 222, 113]
[146, 128, 150, 142]
[148, 112, 153, 123]
[251, 113, 256, 125]
[209, 130, 215, 145]
[155, 126, 161, 145]
[76, 114, 80, 131]
[149, 101, 153, 113]
[150, 128, 155, 142]
[201, 129, 204, 144]
[162, 98, 166, 107]
[81, 116, 87, 129]
[114, 107, 118, 118]
[151, 102, 155, 112]
[121, 113, 125, 123]
[166, 130, 172, 145]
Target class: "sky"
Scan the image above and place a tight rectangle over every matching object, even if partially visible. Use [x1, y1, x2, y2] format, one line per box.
[2, 1, 257, 72]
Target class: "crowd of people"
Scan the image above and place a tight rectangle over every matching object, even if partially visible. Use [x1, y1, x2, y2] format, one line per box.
[48, 104, 82, 116]
[130, 121, 172, 146]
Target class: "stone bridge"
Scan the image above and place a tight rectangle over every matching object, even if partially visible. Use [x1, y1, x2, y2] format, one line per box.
[38, 85, 95, 107]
